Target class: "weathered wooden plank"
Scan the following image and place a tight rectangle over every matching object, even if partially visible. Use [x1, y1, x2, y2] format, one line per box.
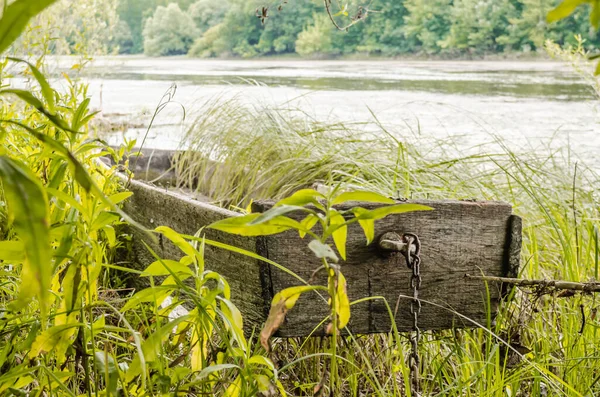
[120, 179, 268, 330]
[253, 200, 519, 336]
[109, 149, 521, 336]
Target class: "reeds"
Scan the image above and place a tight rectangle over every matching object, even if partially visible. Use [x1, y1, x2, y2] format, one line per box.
[175, 97, 600, 396]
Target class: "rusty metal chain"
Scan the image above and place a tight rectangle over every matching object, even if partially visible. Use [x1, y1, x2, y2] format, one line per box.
[376, 231, 423, 395]
[402, 233, 421, 396]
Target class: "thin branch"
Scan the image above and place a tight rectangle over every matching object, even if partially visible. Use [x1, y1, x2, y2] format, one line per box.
[465, 274, 600, 293]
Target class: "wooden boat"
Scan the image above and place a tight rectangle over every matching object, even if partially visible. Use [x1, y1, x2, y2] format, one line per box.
[113, 148, 522, 336]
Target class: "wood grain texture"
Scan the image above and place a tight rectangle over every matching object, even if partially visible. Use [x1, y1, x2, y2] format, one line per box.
[503, 215, 523, 296]
[120, 179, 267, 330]
[253, 199, 517, 336]
[113, 148, 521, 336]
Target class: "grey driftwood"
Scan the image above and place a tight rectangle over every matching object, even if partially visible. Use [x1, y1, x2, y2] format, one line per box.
[115, 148, 522, 336]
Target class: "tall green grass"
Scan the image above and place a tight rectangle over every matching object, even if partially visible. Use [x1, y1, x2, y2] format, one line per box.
[175, 97, 600, 396]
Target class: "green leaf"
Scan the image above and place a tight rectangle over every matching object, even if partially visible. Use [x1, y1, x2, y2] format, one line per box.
[332, 191, 395, 205]
[0, 0, 59, 55]
[352, 203, 433, 221]
[329, 209, 347, 260]
[90, 211, 120, 232]
[102, 225, 116, 247]
[208, 213, 301, 236]
[71, 98, 91, 131]
[126, 316, 190, 382]
[0, 156, 51, 312]
[592, 0, 600, 29]
[8, 58, 55, 112]
[155, 226, 202, 262]
[29, 324, 82, 358]
[141, 259, 193, 278]
[250, 204, 306, 225]
[197, 364, 240, 380]
[308, 239, 338, 262]
[107, 191, 133, 205]
[0, 89, 71, 131]
[219, 298, 247, 352]
[47, 188, 87, 219]
[94, 352, 119, 397]
[358, 218, 375, 244]
[0, 241, 25, 262]
[547, 0, 587, 23]
[336, 272, 350, 329]
[121, 286, 176, 312]
[299, 214, 319, 238]
[275, 188, 324, 207]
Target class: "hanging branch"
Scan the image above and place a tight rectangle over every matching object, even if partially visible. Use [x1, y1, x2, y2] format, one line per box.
[323, 0, 374, 31]
[465, 274, 600, 293]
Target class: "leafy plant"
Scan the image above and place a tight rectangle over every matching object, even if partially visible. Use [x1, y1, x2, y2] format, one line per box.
[209, 187, 431, 392]
[548, 0, 600, 72]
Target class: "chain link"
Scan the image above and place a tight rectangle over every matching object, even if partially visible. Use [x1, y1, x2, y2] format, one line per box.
[402, 233, 421, 396]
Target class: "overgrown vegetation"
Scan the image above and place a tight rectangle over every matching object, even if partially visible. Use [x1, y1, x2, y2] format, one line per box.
[174, 91, 600, 395]
[3, 0, 600, 395]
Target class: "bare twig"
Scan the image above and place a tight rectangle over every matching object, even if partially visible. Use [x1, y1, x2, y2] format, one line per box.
[465, 274, 600, 293]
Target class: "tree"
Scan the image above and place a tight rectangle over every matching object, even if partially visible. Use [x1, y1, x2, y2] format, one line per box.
[442, 0, 518, 54]
[117, 0, 163, 53]
[403, 0, 452, 54]
[111, 20, 134, 54]
[188, 0, 263, 58]
[188, 23, 230, 57]
[354, 0, 410, 55]
[143, 3, 198, 56]
[16, 0, 119, 55]
[189, 0, 230, 34]
[255, 0, 317, 55]
[295, 14, 337, 56]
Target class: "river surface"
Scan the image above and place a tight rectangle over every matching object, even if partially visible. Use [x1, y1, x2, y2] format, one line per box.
[54, 56, 599, 163]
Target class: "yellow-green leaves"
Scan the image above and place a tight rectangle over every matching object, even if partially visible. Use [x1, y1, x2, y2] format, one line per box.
[29, 324, 82, 358]
[547, 0, 598, 27]
[141, 259, 194, 278]
[260, 285, 322, 351]
[275, 188, 324, 207]
[0, 0, 59, 54]
[352, 203, 432, 221]
[0, 241, 25, 262]
[7, 58, 56, 113]
[126, 316, 190, 383]
[547, 0, 600, 73]
[350, 203, 432, 244]
[208, 212, 303, 236]
[332, 190, 394, 205]
[299, 213, 320, 238]
[327, 272, 350, 334]
[336, 272, 350, 329]
[329, 209, 347, 260]
[0, 156, 51, 313]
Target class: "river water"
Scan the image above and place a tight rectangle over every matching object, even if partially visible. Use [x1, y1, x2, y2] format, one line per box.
[65, 57, 599, 163]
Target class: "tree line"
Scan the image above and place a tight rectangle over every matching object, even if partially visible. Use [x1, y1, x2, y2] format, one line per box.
[18, 0, 600, 58]
[113, 0, 599, 58]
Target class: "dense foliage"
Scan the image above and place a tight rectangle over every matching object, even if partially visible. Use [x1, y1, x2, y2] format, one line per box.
[4, 0, 600, 395]
[109, 0, 600, 57]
